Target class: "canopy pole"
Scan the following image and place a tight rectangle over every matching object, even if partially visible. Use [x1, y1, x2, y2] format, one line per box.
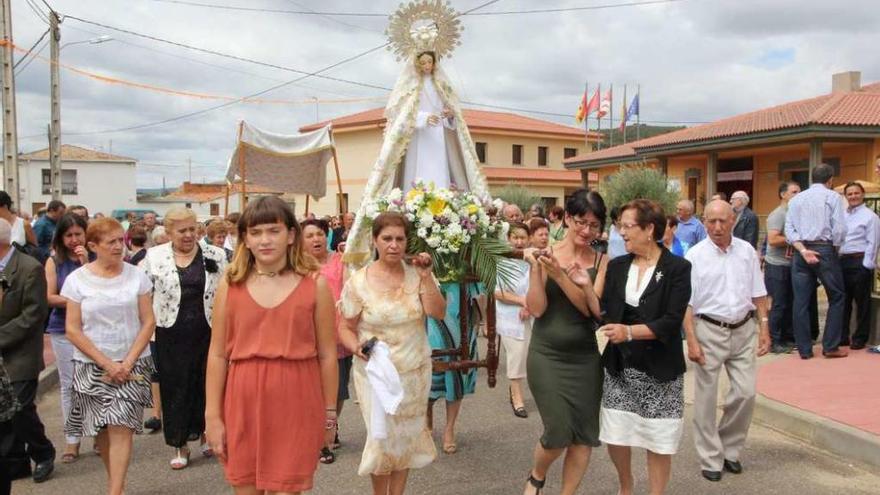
[330, 129, 345, 213]
[237, 121, 247, 209]
[305, 195, 310, 216]
[224, 182, 230, 216]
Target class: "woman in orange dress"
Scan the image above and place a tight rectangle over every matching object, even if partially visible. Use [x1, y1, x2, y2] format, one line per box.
[205, 196, 338, 494]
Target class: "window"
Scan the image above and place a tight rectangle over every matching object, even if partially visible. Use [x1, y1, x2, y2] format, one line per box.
[336, 193, 349, 213]
[475, 142, 487, 164]
[541, 197, 557, 208]
[210, 203, 220, 216]
[512, 144, 523, 166]
[41, 169, 77, 195]
[538, 146, 548, 167]
[564, 148, 578, 159]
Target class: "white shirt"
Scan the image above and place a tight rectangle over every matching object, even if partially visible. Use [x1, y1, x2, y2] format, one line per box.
[625, 263, 656, 307]
[495, 258, 530, 340]
[10, 217, 26, 246]
[685, 237, 767, 324]
[840, 204, 880, 270]
[61, 263, 153, 363]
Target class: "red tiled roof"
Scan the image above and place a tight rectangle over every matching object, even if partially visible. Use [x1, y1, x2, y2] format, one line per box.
[19, 144, 135, 162]
[565, 81, 880, 166]
[300, 107, 600, 139]
[161, 181, 281, 203]
[482, 166, 596, 183]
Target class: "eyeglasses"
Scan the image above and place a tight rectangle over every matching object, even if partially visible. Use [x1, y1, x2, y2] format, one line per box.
[570, 218, 602, 231]
[618, 222, 641, 231]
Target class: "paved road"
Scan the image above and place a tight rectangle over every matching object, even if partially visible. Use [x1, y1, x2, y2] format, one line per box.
[13, 362, 880, 495]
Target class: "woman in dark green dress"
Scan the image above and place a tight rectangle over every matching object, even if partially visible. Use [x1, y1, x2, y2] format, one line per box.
[523, 189, 608, 495]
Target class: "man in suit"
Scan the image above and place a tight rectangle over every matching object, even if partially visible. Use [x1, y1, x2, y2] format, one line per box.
[0, 218, 53, 483]
[330, 211, 355, 252]
[684, 200, 770, 482]
[730, 191, 759, 248]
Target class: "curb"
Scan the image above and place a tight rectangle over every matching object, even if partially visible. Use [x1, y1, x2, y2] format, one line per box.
[753, 394, 880, 468]
[35, 363, 58, 402]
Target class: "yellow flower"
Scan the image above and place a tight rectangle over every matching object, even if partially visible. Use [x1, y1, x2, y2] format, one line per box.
[467, 204, 479, 215]
[428, 198, 447, 216]
[406, 189, 421, 201]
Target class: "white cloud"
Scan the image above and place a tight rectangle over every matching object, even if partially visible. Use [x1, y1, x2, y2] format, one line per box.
[7, 0, 880, 189]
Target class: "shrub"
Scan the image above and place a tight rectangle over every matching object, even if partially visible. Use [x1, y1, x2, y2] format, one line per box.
[494, 183, 542, 213]
[599, 166, 679, 215]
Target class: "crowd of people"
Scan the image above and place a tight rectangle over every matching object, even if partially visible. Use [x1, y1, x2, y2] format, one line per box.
[0, 161, 877, 495]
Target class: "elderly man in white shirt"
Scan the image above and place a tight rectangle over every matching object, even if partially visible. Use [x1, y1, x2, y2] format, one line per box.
[839, 182, 880, 350]
[683, 200, 770, 483]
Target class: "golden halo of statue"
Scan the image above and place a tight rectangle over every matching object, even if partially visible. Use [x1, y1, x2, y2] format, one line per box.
[386, 0, 463, 61]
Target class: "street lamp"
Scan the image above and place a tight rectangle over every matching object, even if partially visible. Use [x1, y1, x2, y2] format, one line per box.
[60, 35, 113, 51]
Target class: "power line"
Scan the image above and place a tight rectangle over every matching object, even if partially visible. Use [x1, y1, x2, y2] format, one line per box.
[63, 15, 392, 92]
[14, 38, 48, 76]
[466, 0, 689, 15]
[59, 42, 391, 136]
[24, 0, 50, 24]
[148, 0, 387, 17]
[12, 27, 49, 69]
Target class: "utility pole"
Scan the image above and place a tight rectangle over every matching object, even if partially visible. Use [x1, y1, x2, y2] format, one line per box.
[49, 10, 62, 200]
[1, 0, 20, 206]
[187, 157, 192, 183]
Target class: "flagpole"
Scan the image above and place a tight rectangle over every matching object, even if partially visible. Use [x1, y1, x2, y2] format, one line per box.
[597, 83, 602, 150]
[636, 84, 641, 141]
[622, 84, 628, 145]
[584, 80, 589, 152]
[609, 83, 614, 147]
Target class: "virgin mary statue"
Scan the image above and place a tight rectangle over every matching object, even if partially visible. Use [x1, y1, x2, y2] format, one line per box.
[343, 0, 490, 266]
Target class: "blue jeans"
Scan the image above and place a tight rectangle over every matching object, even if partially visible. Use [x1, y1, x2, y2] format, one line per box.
[764, 263, 794, 346]
[791, 246, 845, 355]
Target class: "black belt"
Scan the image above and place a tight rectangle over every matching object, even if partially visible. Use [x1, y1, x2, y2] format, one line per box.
[697, 312, 754, 329]
[840, 252, 865, 259]
[803, 240, 832, 246]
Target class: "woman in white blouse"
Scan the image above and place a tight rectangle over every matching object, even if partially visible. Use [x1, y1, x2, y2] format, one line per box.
[62, 217, 156, 495]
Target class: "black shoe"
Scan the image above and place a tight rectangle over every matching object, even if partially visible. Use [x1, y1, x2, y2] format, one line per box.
[800, 353, 814, 360]
[851, 342, 866, 351]
[144, 416, 162, 432]
[33, 459, 54, 483]
[526, 471, 545, 494]
[723, 459, 743, 474]
[771, 344, 791, 354]
[701, 470, 722, 482]
[513, 407, 529, 419]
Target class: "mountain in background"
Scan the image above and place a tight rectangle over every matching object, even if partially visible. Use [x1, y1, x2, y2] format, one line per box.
[595, 123, 685, 148]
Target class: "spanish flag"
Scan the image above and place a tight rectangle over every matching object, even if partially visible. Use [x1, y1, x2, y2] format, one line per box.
[575, 89, 600, 124]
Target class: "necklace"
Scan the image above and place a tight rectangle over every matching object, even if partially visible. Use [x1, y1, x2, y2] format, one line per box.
[256, 270, 278, 277]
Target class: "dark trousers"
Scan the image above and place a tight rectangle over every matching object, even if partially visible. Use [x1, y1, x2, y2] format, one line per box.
[840, 257, 873, 346]
[5, 380, 55, 468]
[792, 246, 846, 355]
[765, 263, 795, 345]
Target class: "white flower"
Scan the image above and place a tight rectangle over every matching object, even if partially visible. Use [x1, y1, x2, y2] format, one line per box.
[426, 236, 441, 248]
[417, 227, 428, 238]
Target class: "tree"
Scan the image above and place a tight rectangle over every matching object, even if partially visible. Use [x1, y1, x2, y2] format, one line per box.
[494, 183, 542, 213]
[599, 166, 679, 214]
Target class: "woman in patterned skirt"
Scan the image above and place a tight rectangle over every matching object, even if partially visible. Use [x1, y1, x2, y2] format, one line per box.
[597, 199, 691, 495]
[62, 217, 156, 495]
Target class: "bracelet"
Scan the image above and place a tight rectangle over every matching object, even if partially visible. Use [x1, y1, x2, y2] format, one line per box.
[324, 417, 338, 430]
[626, 325, 633, 342]
[760, 317, 769, 323]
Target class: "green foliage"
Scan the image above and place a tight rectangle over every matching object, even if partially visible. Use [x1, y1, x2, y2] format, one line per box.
[599, 166, 680, 214]
[494, 183, 542, 213]
[406, 225, 512, 292]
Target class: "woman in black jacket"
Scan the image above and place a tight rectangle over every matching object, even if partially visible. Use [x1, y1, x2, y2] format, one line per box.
[595, 199, 691, 495]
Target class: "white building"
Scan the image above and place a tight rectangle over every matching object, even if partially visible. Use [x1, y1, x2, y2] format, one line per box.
[17, 145, 138, 216]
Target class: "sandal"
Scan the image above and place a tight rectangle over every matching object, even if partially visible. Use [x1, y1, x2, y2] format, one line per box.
[61, 450, 79, 464]
[319, 447, 335, 464]
[510, 386, 528, 418]
[442, 443, 457, 455]
[526, 471, 546, 494]
[199, 442, 214, 458]
[332, 431, 341, 450]
[170, 448, 190, 470]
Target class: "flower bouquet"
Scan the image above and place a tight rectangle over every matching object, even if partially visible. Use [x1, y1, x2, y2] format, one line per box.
[361, 180, 514, 291]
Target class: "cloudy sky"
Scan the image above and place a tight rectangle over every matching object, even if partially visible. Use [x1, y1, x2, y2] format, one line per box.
[9, 0, 880, 188]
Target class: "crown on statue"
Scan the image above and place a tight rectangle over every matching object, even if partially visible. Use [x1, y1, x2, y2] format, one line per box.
[386, 0, 463, 61]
